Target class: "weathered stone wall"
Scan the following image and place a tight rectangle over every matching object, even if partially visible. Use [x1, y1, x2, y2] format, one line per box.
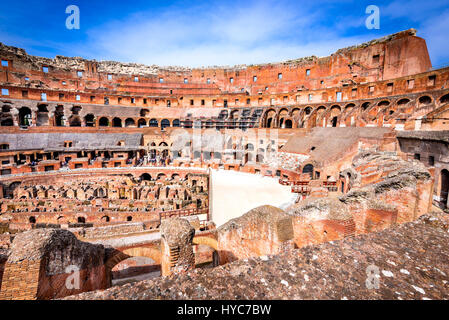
[72, 222, 147, 240]
[285, 151, 433, 249]
[217, 205, 294, 263]
[0, 229, 110, 300]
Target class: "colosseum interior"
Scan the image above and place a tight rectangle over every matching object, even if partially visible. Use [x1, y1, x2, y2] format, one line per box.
[0, 28, 448, 301]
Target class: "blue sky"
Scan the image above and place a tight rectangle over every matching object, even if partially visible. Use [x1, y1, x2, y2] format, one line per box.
[0, 0, 448, 67]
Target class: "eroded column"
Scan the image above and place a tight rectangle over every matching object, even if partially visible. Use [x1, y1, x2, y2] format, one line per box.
[160, 218, 195, 277]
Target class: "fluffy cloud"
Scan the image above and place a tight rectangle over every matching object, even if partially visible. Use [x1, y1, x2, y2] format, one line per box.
[76, 0, 373, 67]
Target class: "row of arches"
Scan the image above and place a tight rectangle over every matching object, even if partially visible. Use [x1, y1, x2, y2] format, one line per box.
[260, 93, 449, 129]
[27, 214, 133, 224]
[97, 117, 180, 128]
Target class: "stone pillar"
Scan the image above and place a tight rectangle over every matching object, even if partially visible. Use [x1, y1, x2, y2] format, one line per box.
[63, 111, 71, 127]
[47, 105, 56, 127]
[160, 218, 195, 277]
[30, 106, 38, 127]
[11, 108, 19, 127]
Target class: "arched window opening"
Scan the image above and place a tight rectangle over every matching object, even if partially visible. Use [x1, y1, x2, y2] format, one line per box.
[138, 118, 147, 128]
[19, 107, 32, 127]
[84, 114, 95, 127]
[77, 217, 86, 224]
[99, 117, 109, 127]
[112, 118, 122, 127]
[161, 119, 170, 129]
[140, 173, 152, 181]
[419, 96, 432, 105]
[149, 119, 158, 127]
[125, 118, 135, 127]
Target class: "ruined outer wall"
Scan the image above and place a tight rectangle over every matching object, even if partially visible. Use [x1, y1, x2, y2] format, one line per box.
[383, 34, 431, 80]
[0, 29, 432, 98]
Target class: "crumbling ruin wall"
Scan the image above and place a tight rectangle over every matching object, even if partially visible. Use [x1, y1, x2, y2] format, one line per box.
[73, 222, 147, 240]
[63, 212, 449, 300]
[217, 205, 294, 264]
[0, 229, 110, 300]
[287, 151, 433, 249]
[288, 198, 356, 247]
[160, 218, 195, 277]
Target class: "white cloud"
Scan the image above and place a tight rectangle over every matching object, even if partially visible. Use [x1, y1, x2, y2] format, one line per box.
[74, 0, 373, 67]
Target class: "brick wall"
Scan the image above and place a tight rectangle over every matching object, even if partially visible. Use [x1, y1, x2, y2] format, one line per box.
[0, 259, 41, 300]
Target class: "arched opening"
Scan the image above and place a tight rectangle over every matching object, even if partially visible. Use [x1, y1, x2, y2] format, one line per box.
[161, 119, 170, 129]
[361, 102, 370, 111]
[125, 118, 135, 127]
[36, 105, 49, 126]
[303, 164, 314, 175]
[127, 216, 133, 222]
[19, 107, 32, 126]
[99, 117, 109, 127]
[53, 106, 64, 125]
[95, 188, 106, 198]
[172, 119, 180, 127]
[138, 118, 147, 128]
[112, 118, 122, 127]
[284, 119, 293, 128]
[29, 216, 36, 224]
[441, 169, 449, 209]
[397, 98, 410, 106]
[111, 256, 161, 286]
[264, 110, 276, 128]
[84, 114, 95, 127]
[101, 215, 110, 222]
[140, 173, 152, 181]
[440, 94, 449, 105]
[1, 106, 13, 126]
[149, 119, 158, 127]
[419, 96, 432, 105]
[77, 217, 86, 224]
